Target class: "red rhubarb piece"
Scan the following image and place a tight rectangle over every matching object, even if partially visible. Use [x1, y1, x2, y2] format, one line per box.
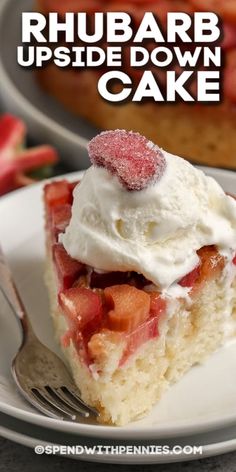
[14, 172, 35, 188]
[233, 254, 236, 265]
[44, 181, 72, 209]
[59, 287, 103, 333]
[53, 244, 85, 290]
[0, 113, 59, 195]
[197, 246, 225, 283]
[69, 181, 80, 193]
[51, 204, 72, 240]
[179, 246, 225, 293]
[0, 114, 26, 157]
[88, 130, 166, 191]
[179, 265, 201, 288]
[13, 146, 57, 172]
[0, 164, 16, 196]
[104, 284, 151, 332]
[0, 147, 58, 196]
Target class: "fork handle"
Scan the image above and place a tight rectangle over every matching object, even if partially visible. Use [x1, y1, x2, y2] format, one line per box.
[0, 245, 31, 338]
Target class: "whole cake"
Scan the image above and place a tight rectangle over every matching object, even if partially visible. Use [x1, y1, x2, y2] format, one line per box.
[37, 0, 236, 168]
[44, 130, 236, 425]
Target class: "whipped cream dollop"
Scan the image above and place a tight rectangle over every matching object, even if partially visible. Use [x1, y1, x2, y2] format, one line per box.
[61, 151, 236, 290]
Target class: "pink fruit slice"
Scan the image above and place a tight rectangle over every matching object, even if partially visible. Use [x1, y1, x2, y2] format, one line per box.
[179, 265, 200, 288]
[53, 243, 85, 290]
[44, 181, 72, 209]
[59, 287, 103, 332]
[51, 204, 72, 240]
[104, 284, 151, 332]
[197, 246, 225, 283]
[179, 246, 225, 292]
[88, 130, 166, 191]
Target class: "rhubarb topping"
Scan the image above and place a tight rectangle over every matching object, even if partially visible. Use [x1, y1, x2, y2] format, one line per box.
[179, 246, 225, 292]
[51, 204, 72, 240]
[44, 180, 72, 209]
[104, 284, 151, 332]
[59, 287, 103, 333]
[53, 244, 85, 290]
[0, 114, 58, 195]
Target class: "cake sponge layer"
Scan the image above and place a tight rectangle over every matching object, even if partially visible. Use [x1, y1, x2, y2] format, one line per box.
[45, 249, 236, 425]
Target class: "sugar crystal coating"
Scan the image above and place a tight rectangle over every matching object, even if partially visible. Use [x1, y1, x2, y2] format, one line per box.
[88, 130, 166, 191]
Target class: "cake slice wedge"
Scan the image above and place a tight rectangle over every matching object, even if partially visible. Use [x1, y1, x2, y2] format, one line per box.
[44, 130, 236, 426]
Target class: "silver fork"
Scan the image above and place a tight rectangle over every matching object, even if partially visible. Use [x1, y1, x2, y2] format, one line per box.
[0, 245, 99, 421]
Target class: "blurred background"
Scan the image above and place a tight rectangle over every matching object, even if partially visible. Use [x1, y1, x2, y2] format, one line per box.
[0, 0, 236, 196]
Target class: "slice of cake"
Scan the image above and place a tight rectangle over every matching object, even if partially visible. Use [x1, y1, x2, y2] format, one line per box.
[44, 130, 236, 426]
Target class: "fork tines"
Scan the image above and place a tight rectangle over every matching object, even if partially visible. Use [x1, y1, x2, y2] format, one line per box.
[30, 386, 99, 421]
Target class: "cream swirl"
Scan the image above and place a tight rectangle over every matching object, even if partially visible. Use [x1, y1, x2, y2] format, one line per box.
[61, 151, 236, 289]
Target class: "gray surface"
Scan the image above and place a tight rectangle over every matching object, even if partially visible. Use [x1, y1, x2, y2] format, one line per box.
[1, 437, 236, 471]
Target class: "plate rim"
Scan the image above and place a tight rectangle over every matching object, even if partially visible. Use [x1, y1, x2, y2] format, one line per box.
[1, 416, 236, 464]
[1, 168, 236, 440]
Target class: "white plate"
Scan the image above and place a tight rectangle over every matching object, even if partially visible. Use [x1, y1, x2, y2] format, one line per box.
[0, 0, 97, 169]
[1, 167, 236, 444]
[1, 410, 236, 464]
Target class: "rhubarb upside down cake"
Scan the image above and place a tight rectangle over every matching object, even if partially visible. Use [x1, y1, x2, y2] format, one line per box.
[44, 130, 236, 425]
